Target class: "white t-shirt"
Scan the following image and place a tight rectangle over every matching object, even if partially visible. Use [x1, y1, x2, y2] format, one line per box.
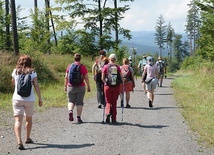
[11, 69, 37, 101]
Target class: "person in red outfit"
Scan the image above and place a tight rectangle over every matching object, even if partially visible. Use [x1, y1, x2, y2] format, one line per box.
[101, 53, 122, 123]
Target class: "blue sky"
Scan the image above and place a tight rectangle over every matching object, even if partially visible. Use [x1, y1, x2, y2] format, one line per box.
[16, 0, 190, 33]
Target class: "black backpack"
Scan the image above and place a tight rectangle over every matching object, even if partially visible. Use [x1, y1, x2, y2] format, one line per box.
[106, 64, 122, 86]
[68, 63, 83, 85]
[17, 73, 32, 97]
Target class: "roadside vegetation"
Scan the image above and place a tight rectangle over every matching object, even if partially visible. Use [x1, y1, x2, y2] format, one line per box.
[172, 56, 214, 147]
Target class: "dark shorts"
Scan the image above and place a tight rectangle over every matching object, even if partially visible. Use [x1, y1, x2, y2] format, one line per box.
[67, 86, 85, 106]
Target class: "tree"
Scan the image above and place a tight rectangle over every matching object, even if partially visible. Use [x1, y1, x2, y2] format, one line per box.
[5, 0, 10, 50]
[185, 0, 201, 55]
[166, 22, 174, 72]
[54, 0, 133, 56]
[10, 0, 19, 55]
[195, 0, 214, 61]
[154, 14, 167, 57]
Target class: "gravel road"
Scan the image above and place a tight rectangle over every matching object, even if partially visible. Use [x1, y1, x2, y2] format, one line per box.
[0, 77, 213, 155]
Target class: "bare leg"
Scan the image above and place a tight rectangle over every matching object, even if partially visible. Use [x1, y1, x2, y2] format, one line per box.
[68, 102, 75, 111]
[14, 115, 23, 143]
[25, 116, 32, 140]
[77, 105, 83, 117]
[126, 91, 130, 106]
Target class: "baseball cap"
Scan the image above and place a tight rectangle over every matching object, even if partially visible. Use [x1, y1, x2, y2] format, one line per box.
[109, 53, 117, 60]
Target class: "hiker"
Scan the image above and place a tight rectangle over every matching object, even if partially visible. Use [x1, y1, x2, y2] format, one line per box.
[142, 56, 158, 108]
[120, 58, 135, 108]
[138, 55, 147, 93]
[92, 50, 109, 108]
[138, 55, 147, 76]
[11, 55, 43, 150]
[156, 56, 166, 87]
[64, 53, 91, 123]
[101, 53, 122, 123]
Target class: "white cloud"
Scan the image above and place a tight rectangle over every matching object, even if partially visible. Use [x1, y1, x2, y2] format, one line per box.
[16, 0, 190, 33]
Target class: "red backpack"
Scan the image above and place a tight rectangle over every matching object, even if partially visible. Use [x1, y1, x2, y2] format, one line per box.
[121, 65, 132, 82]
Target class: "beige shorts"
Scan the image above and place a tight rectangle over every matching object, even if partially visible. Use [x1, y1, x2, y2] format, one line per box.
[12, 100, 34, 117]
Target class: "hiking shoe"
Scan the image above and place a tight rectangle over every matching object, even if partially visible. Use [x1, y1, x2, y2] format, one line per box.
[112, 120, 117, 124]
[126, 104, 131, 108]
[77, 118, 83, 124]
[106, 114, 111, 123]
[17, 142, 25, 150]
[98, 104, 102, 108]
[149, 100, 153, 108]
[69, 111, 74, 121]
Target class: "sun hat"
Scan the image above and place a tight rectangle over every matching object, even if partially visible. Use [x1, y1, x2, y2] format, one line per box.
[158, 56, 162, 60]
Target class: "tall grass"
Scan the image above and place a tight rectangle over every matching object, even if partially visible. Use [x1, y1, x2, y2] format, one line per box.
[172, 62, 214, 147]
[0, 53, 96, 115]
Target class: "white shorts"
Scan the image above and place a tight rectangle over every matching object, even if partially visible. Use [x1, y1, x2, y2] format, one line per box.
[12, 100, 34, 117]
[146, 78, 158, 91]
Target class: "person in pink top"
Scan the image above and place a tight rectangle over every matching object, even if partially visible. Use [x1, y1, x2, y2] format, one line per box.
[64, 53, 91, 123]
[142, 56, 158, 108]
[101, 53, 123, 123]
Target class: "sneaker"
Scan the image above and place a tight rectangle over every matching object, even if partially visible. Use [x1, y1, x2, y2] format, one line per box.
[77, 118, 83, 124]
[149, 100, 153, 108]
[106, 114, 111, 123]
[69, 111, 74, 121]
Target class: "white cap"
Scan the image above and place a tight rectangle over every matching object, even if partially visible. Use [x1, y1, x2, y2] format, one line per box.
[109, 53, 117, 60]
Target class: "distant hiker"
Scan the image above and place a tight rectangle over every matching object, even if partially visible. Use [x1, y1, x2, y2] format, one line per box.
[120, 58, 135, 108]
[11, 55, 43, 150]
[138, 55, 147, 93]
[92, 50, 109, 108]
[102, 53, 122, 123]
[156, 56, 166, 87]
[64, 53, 91, 124]
[138, 55, 147, 76]
[142, 56, 158, 108]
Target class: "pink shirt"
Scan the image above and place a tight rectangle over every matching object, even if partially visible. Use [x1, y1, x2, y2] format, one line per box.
[66, 62, 88, 86]
[144, 64, 158, 78]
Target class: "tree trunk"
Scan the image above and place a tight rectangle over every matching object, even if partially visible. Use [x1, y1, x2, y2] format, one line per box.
[114, 0, 119, 52]
[45, 0, 51, 54]
[5, 0, 10, 50]
[98, 0, 103, 50]
[10, 0, 19, 55]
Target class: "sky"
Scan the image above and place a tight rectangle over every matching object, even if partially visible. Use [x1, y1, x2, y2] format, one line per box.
[15, 0, 190, 33]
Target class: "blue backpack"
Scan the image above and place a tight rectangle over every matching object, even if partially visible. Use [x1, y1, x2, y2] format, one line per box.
[68, 63, 83, 85]
[17, 73, 32, 97]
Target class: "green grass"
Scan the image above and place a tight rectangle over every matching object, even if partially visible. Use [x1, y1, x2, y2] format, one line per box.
[172, 67, 214, 147]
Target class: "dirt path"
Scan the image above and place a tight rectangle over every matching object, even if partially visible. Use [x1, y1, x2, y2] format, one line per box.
[0, 77, 213, 155]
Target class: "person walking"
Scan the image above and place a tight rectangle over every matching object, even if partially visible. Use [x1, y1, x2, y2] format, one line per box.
[120, 58, 135, 108]
[92, 50, 109, 108]
[156, 56, 166, 87]
[142, 56, 158, 108]
[101, 53, 122, 123]
[138, 55, 147, 94]
[64, 53, 91, 124]
[11, 55, 43, 150]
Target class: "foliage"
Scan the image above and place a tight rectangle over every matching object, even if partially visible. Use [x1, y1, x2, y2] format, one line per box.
[154, 14, 167, 57]
[173, 61, 214, 147]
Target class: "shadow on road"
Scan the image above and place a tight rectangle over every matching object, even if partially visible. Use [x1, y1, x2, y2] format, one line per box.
[28, 142, 94, 150]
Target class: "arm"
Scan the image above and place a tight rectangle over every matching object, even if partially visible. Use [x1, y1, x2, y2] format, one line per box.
[84, 73, 91, 92]
[64, 72, 68, 92]
[33, 77, 43, 107]
[92, 62, 97, 81]
[142, 67, 147, 82]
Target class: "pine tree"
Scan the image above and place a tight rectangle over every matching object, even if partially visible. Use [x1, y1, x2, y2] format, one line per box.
[154, 14, 167, 57]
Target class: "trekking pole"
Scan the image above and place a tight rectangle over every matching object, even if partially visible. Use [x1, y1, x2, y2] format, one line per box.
[121, 81, 125, 121]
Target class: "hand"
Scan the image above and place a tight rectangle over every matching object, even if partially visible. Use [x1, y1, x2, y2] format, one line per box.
[87, 87, 91, 92]
[38, 100, 43, 107]
[93, 76, 96, 81]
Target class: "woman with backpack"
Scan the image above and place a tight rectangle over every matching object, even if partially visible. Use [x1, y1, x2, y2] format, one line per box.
[141, 56, 158, 108]
[101, 53, 122, 123]
[64, 53, 91, 124]
[120, 58, 135, 108]
[11, 55, 43, 150]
